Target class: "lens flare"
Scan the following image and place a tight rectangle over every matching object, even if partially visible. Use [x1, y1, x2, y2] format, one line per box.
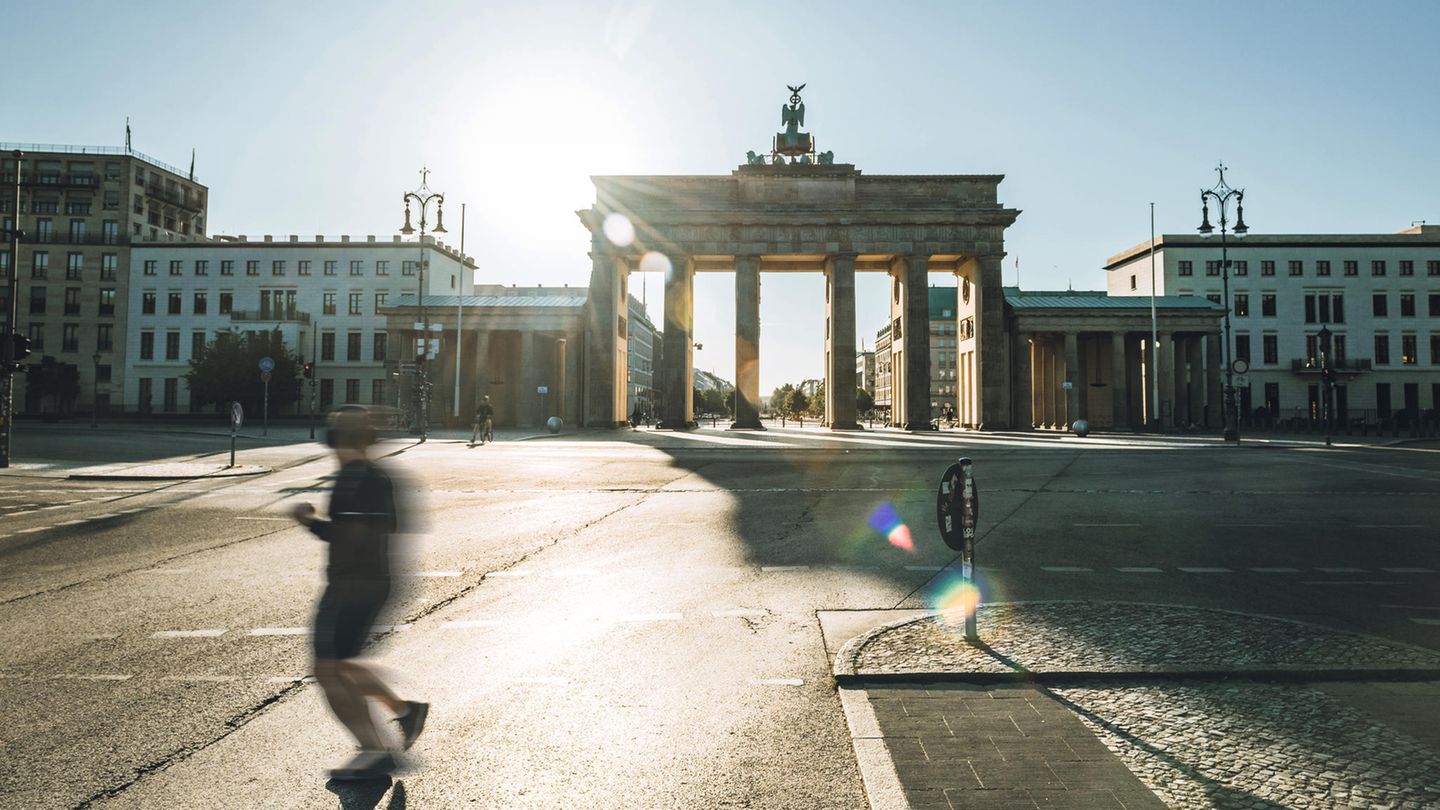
[602, 212, 634, 247]
[639, 250, 672, 278]
[866, 502, 915, 553]
[928, 570, 984, 628]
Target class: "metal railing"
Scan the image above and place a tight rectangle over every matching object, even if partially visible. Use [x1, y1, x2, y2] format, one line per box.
[1288, 358, 1374, 372]
[229, 309, 311, 324]
[0, 143, 198, 181]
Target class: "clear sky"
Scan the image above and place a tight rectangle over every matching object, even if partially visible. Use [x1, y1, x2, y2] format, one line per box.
[6, 0, 1438, 392]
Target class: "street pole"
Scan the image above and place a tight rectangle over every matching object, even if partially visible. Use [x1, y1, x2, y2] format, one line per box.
[1, 150, 23, 468]
[1149, 202, 1159, 431]
[401, 168, 447, 443]
[1198, 162, 1249, 444]
[263, 377, 269, 437]
[308, 328, 317, 440]
[453, 202, 465, 420]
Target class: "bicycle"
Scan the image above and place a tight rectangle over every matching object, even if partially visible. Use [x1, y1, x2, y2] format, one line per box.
[471, 417, 493, 446]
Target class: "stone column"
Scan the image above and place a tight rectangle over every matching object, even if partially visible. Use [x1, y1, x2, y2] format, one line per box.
[826, 253, 860, 430]
[473, 327, 491, 407]
[658, 254, 694, 429]
[1185, 336, 1203, 428]
[1035, 337, 1050, 427]
[1111, 331, 1130, 429]
[1157, 331, 1175, 428]
[1013, 330, 1033, 429]
[902, 255, 933, 430]
[582, 246, 627, 426]
[973, 256, 1009, 428]
[1205, 333, 1223, 429]
[731, 255, 763, 429]
[554, 336, 567, 424]
[519, 330, 538, 427]
[1064, 332, 1080, 428]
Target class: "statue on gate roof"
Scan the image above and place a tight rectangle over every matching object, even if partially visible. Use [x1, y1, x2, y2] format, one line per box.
[773, 83, 814, 160]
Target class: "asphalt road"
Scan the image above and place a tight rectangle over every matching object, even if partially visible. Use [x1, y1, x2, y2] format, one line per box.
[1, 425, 1436, 809]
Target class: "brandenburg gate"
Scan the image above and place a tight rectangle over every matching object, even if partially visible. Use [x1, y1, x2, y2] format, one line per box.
[578, 86, 1020, 430]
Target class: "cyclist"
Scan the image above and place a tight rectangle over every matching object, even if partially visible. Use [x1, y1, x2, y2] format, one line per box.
[471, 396, 495, 445]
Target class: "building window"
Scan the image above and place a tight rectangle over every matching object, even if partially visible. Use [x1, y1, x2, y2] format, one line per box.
[1206, 293, 1221, 305]
[1376, 383, 1392, 419]
[376, 260, 389, 276]
[195, 260, 208, 276]
[1374, 334, 1390, 365]
[324, 260, 337, 276]
[169, 260, 183, 276]
[0, 249, 9, 277]
[321, 332, 336, 362]
[32, 252, 49, 278]
[1261, 260, 1275, 276]
[1400, 293, 1415, 317]
[143, 259, 157, 276]
[320, 378, 334, 409]
[1399, 260, 1414, 276]
[1430, 293, 1440, 317]
[35, 218, 54, 241]
[298, 260, 312, 276]
[1373, 293, 1387, 317]
[1233, 260, 1247, 276]
[1371, 260, 1387, 276]
[402, 260, 417, 276]
[1401, 334, 1417, 365]
[27, 323, 44, 351]
[1343, 260, 1358, 276]
[165, 331, 181, 360]
[221, 260, 234, 276]
[1262, 334, 1278, 365]
[374, 291, 388, 313]
[168, 292, 182, 315]
[1178, 260, 1192, 276]
[1428, 260, 1440, 277]
[1261, 293, 1276, 317]
[246, 260, 259, 276]
[163, 378, 178, 412]
[64, 287, 81, 315]
[97, 253, 115, 281]
[1234, 294, 1249, 317]
[350, 260, 363, 276]
[102, 220, 119, 244]
[1205, 260, 1220, 276]
[272, 260, 285, 276]
[346, 378, 360, 404]
[192, 331, 206, 359]
[1282, 260, 1299, 276]
[66, 253, 83, 279]
[62, 323, 79, 353]
[98, 288, 115, 316]
[29, 287, 46, 314]
[373, 332, 387, 362]
[193, 291, 208, 315]
[1235, 334, 1251, 363]
[371, 379, 386, 405]
[142, 291, 157, 314]
[323, 292, 337, 315]
[96, 325, 113, 353]
[1315, 260, 1330, 276]
[219, 292, 233, 314]
[1431, 334, 1440, 365]
[348, 292, 362, 315]
[140, 331, 154, 360]
[347, 331, 362, 362]
[1129, 274, 1136, 290]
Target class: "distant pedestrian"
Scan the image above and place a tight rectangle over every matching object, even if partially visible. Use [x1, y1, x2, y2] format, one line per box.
[630, 403, 642, 430]
[471, 396, 495, 445]
[290, 405, 427, 781]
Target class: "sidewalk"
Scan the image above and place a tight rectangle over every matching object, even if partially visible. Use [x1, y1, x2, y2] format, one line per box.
[831, 603, 1440, 809]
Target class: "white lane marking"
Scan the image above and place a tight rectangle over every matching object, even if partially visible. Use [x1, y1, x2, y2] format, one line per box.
[1410, 618, 1440, 626]
[235, 516, 290, 522]
[712, 609, 768, 619]
[1316, 567, 1368, 574]
[1250, 567, 1302, 573]
[904, 565, 944, 572]
[838, 686, 907, 810]
[55, 674, 133, 681]
[754, 678, 805, 686]
[38, 504, 74, 511]
[1116, 567, 1164, 573]
[1303, 581, 1402, 586]
[441, 619, 501, 629]
[513, 676, 570, 685]
[249, 627, 309, 636]
[1178, 567, 1233, 574]
[1042, 566, 1094, 572]
[12, 527, 48, 534]
[618, 612, 683, 622]
[1357, 524, 1424, 529]
[91, 513, 121, 520]
[761, 565, 809, 572]
[486, 571, 529, 578]
[1380, 567, 1436, 574]
[9, 510, 39, 516]
[1380, 604, 1440, 611]
[413, 570, 462, 578]
[55, 519, 88, 526]
[152, 629, 227, 638]
[1073, 523, 1141, 527]
[163, 675, 239, 682]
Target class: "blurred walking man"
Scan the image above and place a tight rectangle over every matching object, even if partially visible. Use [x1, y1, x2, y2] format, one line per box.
[291, 405, 428, 780]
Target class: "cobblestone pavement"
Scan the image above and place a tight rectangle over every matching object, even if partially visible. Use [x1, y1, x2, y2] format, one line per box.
[838, 603, 1440, 809]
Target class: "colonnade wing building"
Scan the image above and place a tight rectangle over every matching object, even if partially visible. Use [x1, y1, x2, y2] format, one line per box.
[577, 163, 1022, 430]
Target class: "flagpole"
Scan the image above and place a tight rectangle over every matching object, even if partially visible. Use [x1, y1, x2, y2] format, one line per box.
[453, 202, 466, 419]
[1149, 202, 1159, 430]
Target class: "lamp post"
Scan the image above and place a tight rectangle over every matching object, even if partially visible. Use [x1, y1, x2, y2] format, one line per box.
[1318, 324, 1333, 446]
[1197, 162, 1249, 444]
[91, 353, 101, 428]
[1, 150, 24, 467]
[400, 168, 447, 442]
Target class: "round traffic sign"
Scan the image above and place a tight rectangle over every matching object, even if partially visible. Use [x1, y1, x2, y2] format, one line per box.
[258, 356, 275, 373]
[230, 401, 244, 429]
[1232, 358, 1249, 375]
[936, 460, 977, 552]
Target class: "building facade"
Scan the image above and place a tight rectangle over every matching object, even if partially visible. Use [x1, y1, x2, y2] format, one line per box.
[855, 350, 875, 395]
[1106, 225, 1440, 424]
[626, 294, 657, 417]
[125, 235, 472, 415]
[2, 144, 208, 415]
[873, 325, 892, 416]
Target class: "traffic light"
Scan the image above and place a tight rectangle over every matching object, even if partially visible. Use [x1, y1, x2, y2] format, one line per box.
[4, 333, 31, 371]
[302, 362, 314, 379]
[1321, 366, 1334, 385]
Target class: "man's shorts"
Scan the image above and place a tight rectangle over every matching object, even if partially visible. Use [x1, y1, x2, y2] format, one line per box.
[313, 584, 390, 660]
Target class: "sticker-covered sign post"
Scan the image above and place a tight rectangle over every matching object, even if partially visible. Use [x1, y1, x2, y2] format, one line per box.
[936, 457, 981, 641]
[258, 356, 275, 437]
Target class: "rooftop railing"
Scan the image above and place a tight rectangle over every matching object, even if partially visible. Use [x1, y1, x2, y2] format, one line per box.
[0, 143, 198, 182]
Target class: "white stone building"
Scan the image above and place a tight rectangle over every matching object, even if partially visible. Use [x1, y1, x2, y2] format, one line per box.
[125, 235, 474, 414]
[1106, 225, 1440, 424]
[626, 294, 657, 417]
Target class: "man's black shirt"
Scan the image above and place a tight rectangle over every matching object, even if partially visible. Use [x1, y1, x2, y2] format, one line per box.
[308, 459, 397, 586]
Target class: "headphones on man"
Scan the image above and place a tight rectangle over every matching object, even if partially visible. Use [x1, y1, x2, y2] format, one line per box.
[325, 405, 378, 450]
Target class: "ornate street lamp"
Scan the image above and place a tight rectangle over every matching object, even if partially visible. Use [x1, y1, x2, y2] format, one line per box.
[400, 168, 447, 441]
[1198, 162, 1249, 443]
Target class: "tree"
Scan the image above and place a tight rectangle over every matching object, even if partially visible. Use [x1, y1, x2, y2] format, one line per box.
[808, 381, 826, 418]
[26, 357, 80, 415]
[769, 384, 795, 414]
[784, 388, 809, 421]
[185, 329, 302, 416]
[857, 387, 875, 415]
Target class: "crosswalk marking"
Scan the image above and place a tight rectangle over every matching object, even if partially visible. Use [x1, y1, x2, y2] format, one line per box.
[1042, 566, 1094, 572]
[1115, 567, 1164, 573]
[1178, 567, 1232, 573]
[248, 627, 309, 636]
[152, 629, 226, 638]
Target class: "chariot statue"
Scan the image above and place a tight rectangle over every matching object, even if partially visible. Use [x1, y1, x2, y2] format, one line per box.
[773, 83, 814, 158]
